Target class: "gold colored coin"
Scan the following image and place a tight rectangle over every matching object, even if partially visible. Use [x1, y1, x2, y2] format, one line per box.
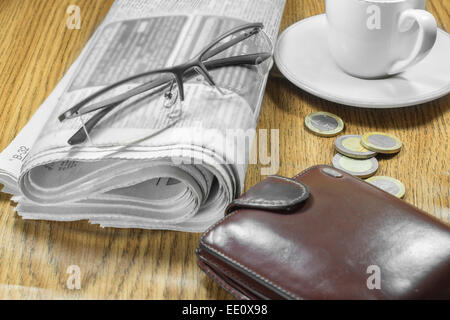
[305, 112, 344, 137]
[361, 132, 402, 154]
[366, 176, 405, 198]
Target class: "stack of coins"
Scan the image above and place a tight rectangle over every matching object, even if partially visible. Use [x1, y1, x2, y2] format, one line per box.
[332, 134, 380, 179]
[305, 112, 405, 198]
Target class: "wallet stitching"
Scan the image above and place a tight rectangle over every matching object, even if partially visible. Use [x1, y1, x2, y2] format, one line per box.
[199, 254, 261, 299]
[233, 175, 308, 208]
[200, 264, 247, 299]
[200, 240, 300, 300]
[198, 258, 249, 300]
[199, 166, 326, 300]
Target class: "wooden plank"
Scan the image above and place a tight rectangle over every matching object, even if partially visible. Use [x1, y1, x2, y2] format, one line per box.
[0, 0, 448, 299]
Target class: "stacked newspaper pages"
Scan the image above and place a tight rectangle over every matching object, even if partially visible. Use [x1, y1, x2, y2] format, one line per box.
[0, 0, 286, 232]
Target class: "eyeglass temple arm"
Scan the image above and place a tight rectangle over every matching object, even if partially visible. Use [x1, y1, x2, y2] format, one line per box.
[199, 22, 264, 60]
[201, 27, 260, 61]
[66, 53, 271, 145]
[208, 53, 271, 68]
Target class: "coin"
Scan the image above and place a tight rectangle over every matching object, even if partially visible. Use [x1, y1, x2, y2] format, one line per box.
[334, 135, 377, 159]
[332, 154, 378, 178]
[361, 132, 402, 154]
[366, 176, 405, 198]
[305, 112, 344, 137]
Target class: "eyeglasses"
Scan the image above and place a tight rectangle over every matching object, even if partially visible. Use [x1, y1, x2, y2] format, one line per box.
[58, 22, 273, 147]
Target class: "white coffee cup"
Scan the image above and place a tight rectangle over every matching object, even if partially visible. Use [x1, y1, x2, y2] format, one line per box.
[326, 0, 438, 79]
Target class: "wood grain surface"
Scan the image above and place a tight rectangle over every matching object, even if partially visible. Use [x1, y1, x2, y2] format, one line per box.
[0, 0, 448, 300]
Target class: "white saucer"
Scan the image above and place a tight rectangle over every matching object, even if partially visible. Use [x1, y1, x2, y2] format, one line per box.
[274, 14, 450, 108]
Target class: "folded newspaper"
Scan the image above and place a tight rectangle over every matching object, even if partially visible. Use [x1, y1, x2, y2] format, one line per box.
[0, 0, 286, 232]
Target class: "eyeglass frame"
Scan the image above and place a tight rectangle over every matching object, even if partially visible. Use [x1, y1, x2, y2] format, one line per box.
[59, 22, 273, 145]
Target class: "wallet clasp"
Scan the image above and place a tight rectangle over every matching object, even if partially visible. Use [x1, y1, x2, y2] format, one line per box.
[226, 175, 310, 215]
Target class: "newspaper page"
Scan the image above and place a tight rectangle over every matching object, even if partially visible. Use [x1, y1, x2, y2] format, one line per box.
[0, 0, 286, 232]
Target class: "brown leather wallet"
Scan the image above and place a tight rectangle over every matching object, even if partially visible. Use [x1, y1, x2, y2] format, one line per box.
[197, 165, 450, 300]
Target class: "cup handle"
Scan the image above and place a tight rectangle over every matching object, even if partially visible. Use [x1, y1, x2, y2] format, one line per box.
[388, 9, 437, 75]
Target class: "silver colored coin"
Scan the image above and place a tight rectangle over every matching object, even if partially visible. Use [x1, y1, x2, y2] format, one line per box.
[367, 135, 397, 148]
[305, 112, 344, 137]
[366, 176, 405, 198]
[361, 132, 402, 154]
[311, 115, 338, 130]
[332, 154, 378, 178]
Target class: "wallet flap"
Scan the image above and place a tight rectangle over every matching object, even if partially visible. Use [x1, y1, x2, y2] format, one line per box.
[226, 175, 310, 215]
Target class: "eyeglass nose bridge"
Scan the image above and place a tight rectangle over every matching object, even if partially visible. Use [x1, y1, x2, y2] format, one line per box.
[192, 63, 216, 87]
[174, 61, 219, 102]
[169, 70, 185, 102]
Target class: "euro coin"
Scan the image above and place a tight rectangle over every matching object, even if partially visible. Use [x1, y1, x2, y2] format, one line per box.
[305, 112, 344, 137]
[361, 132, 402, 154]
[366, 176, 405, 198]
[332, 154, 378, 178]
[334, 135, 377, 159]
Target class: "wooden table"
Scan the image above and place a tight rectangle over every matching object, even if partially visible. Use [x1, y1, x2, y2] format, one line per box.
[0, 0, 448, 300]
